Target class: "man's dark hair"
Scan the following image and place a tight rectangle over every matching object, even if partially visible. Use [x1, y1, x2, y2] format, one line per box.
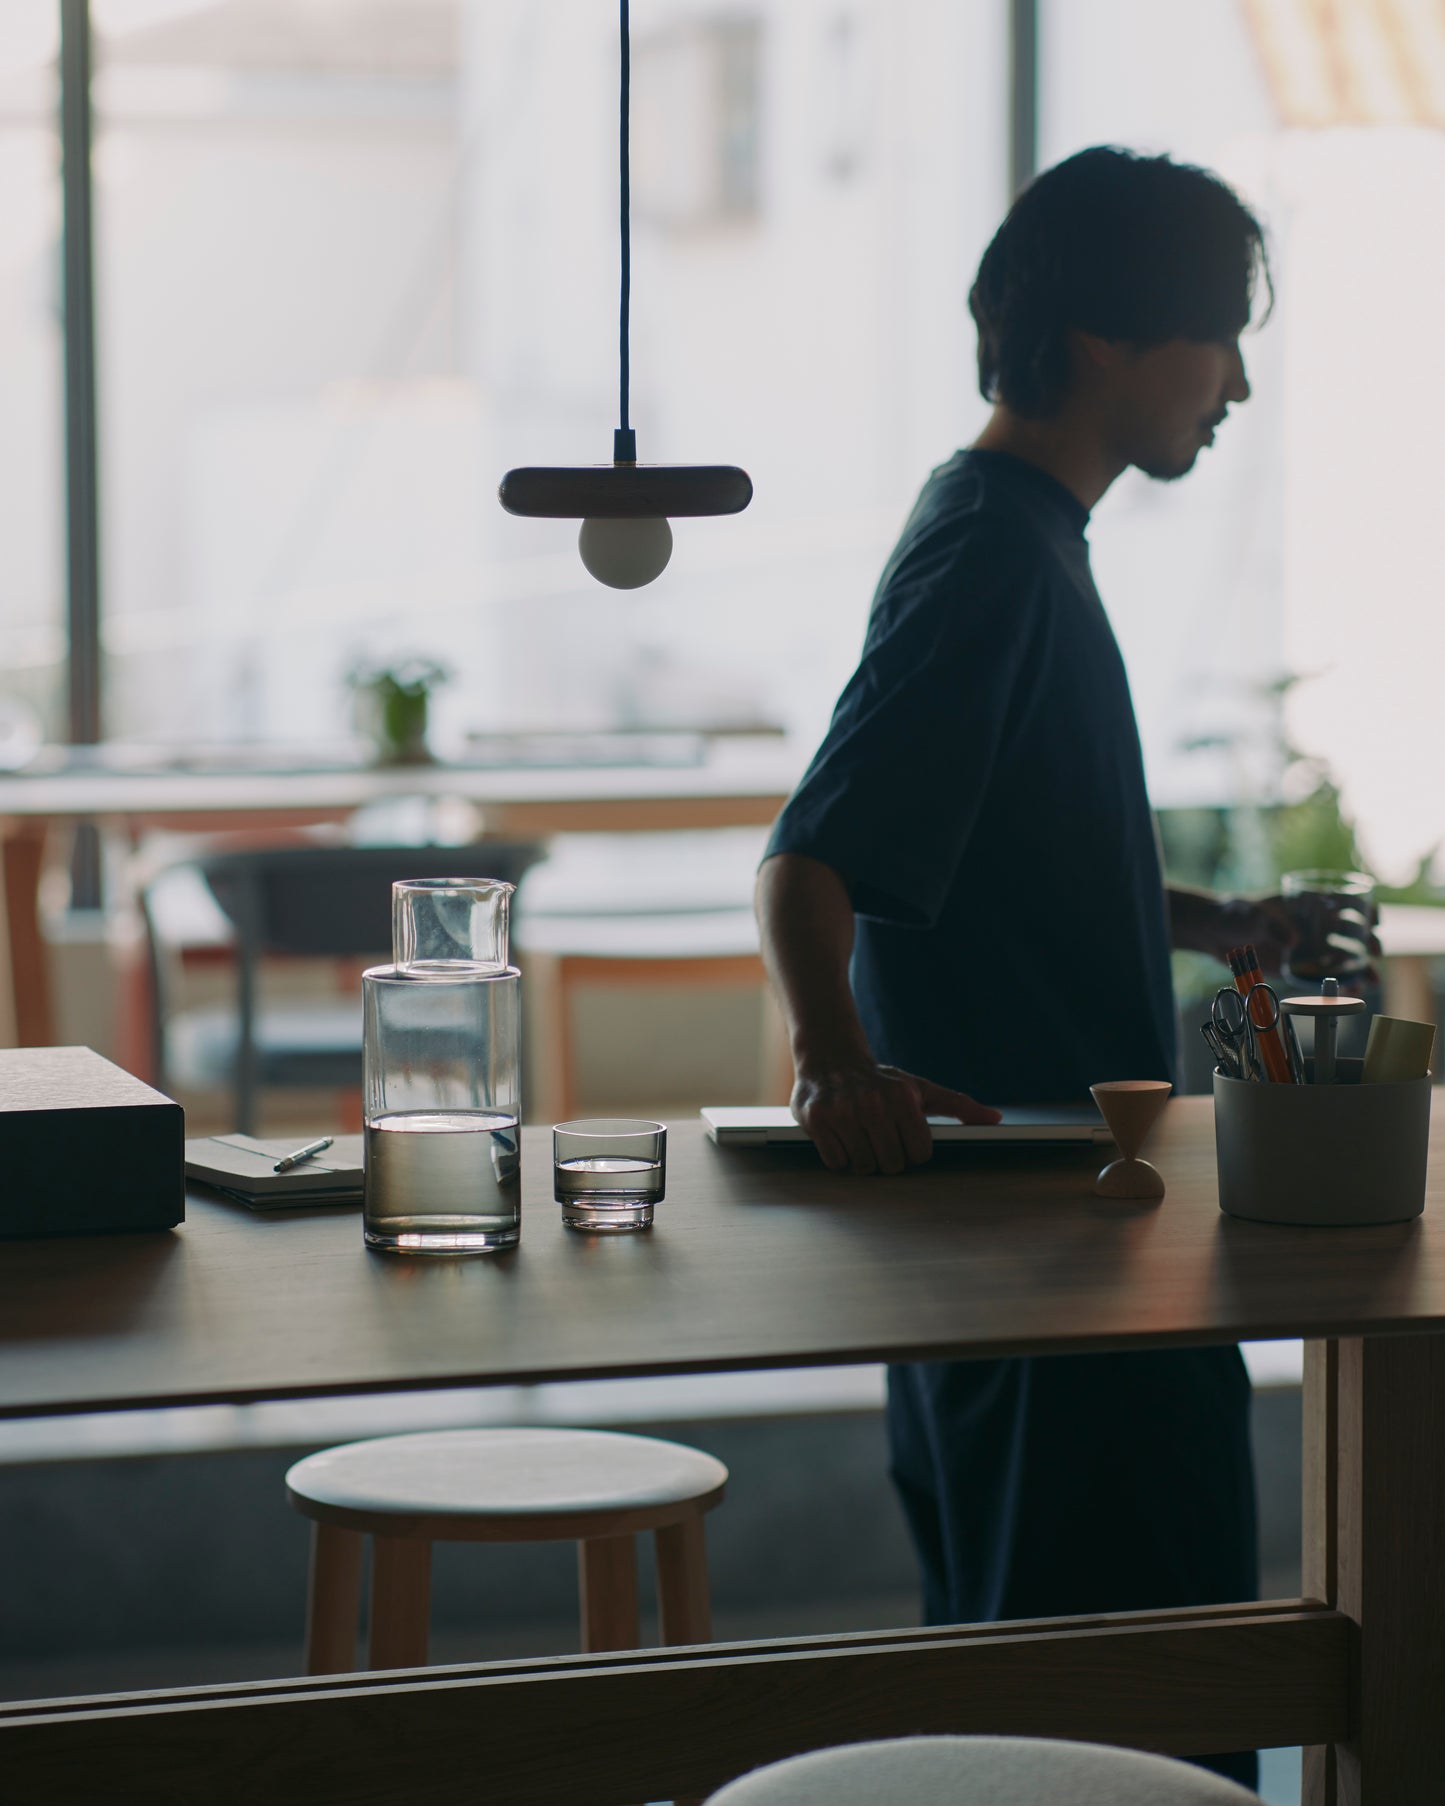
[969, 146, 1272, 418]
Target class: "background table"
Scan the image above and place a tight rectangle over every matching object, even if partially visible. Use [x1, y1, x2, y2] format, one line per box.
[0, 1101, 1438, 1804]
[0, 740, 797, 1048]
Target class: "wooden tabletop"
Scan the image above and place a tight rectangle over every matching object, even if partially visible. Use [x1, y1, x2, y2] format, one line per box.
[1, 1098, 1442, 1421]
[0, 743, 798, 822]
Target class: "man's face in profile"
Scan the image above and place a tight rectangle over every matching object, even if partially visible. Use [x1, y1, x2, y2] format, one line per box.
[1111, 336, 1252, 482]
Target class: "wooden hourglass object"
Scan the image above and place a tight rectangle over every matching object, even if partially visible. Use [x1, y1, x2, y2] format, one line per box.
[1090, 1081, 1173, 1200]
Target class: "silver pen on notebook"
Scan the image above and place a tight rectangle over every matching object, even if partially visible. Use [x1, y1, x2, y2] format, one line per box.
[273, 1136, 335, 1173]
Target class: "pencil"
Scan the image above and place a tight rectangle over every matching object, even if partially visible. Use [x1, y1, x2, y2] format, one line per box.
[1232, 945, 1295, 1085]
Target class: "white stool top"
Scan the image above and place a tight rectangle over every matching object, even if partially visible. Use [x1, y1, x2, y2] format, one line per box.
[705, 1737, 1262, 1804]
[286, 1427, 727, 1527]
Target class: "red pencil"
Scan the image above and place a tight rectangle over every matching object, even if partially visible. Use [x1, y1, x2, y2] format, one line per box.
[1230, 944, 1293, 1085]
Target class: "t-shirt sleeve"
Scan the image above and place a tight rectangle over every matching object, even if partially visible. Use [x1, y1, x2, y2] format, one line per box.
[766, 520, 1043, 929]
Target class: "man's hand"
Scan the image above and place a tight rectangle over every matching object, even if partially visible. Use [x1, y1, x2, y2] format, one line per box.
[1219, 894, 1381, 985]
[1168, 885, 1381, 986]
[791, 1060, 1002, 1175]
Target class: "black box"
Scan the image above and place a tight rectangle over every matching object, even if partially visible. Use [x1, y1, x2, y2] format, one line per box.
[0, 1046, 184, 1238]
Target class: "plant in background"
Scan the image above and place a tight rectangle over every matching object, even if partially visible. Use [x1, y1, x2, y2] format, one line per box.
[1165, 671, 1441, 1026]
[1170, 671, 1438, 899]
[347, 656, 452, 767]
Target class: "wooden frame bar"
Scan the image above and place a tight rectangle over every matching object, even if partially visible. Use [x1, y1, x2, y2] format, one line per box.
[1304, 1333, 1445, 1804]
[0, 1602, 1347, 1805]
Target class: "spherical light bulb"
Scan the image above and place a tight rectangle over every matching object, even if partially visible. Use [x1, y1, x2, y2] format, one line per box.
[578, 516, 673, 589]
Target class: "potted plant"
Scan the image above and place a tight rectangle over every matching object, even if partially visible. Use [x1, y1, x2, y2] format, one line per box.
[347, 656, 452, 767]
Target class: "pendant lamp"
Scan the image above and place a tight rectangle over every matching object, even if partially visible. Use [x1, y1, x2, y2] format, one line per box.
[498, 0, 752, 588]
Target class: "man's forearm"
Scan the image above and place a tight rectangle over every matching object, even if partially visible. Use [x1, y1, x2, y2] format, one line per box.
[755, 853, 872, 1069]
[1167, 884, 1252, 958]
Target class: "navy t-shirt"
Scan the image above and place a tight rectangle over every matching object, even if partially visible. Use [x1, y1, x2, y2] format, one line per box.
[766, 448, 1177, 1103]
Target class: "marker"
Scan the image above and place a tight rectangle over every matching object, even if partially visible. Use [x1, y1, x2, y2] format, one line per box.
[274, 1136, 335, 1173]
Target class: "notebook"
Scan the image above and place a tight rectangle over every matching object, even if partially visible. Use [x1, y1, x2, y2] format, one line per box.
[184, 1134, 364, 1208]
[701, 1105, 1112, 1147]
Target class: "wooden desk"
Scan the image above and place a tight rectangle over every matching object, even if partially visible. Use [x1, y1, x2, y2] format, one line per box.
[0, 1101, 1437, 1804]
[0, 745, 796, 1048]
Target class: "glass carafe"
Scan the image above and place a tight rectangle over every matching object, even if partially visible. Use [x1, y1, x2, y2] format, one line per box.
[362, 878, 521, 1254]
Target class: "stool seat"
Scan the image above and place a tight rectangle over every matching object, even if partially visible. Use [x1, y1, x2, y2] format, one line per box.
[287, 1427, 728, 1541]
[288, 1426, 727, 1675]
[706, 1736, 1262, 1804]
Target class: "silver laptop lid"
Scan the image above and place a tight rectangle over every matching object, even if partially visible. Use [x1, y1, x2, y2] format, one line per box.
[701, 1105, 1111, 1147]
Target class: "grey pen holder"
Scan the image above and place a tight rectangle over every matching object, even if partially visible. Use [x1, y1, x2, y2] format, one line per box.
[1214, 1059, 1432, 1226]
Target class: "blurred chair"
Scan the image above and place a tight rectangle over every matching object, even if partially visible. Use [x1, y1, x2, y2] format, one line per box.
[513, 830, 789, 1120]
[704, 1736, 1263, 1804]
[143, 842, 542, 1132]
[519, 909, 789, 1121]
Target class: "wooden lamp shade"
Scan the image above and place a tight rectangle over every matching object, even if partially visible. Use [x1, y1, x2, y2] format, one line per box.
[498, 464, 753, 519]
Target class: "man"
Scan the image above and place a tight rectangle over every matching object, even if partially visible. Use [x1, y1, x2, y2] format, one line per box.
[755, 147, 1283, 1789]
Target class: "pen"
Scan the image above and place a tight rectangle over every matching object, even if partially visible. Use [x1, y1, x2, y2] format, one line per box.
[274, 1136, 335, 1173]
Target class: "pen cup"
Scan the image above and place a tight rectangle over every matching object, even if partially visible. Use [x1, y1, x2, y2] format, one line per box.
[1213, 1058, 1431, 1226]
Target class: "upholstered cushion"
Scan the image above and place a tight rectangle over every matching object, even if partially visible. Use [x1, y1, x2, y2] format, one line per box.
[705, 1736, 1262, 1804]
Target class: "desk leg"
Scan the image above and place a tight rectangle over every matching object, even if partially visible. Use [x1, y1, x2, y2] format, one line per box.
[1, 819, 54, 1046]
[1304, 1333, 1445, 1804]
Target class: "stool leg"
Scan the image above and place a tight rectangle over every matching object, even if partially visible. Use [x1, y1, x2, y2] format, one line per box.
[304, 1522, 364, 1674]
[578, 1532, 639, 1652]
[655, 1512, 712, 1646]
[656, 1513, 713, 1806]
[368, 1535, 432, 1670]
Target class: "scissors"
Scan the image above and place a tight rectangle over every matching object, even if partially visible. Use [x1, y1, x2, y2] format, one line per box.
[1234, 980, 1306, 1084]
[1209, 982, 1302, 1084]
[1201, 1018, 1247, 1080]
[1210, 984, 1281, 1083]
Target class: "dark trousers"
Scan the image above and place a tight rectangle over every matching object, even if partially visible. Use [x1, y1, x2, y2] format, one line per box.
[887, 1347, 1259, 1792]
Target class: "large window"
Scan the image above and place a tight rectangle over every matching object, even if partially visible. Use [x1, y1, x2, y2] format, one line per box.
[74, 0, 1012, 755]
[1040, 0, 1445, 889]
[0, 3, 64, 742]
[34, 0, 1445, 901]
[93, 0, 466, 744]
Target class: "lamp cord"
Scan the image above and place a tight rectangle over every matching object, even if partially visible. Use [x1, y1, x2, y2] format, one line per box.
[615, 0, 635, 462]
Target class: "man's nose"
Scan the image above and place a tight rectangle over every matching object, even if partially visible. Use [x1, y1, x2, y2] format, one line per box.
[1227, 343, 1251, 404]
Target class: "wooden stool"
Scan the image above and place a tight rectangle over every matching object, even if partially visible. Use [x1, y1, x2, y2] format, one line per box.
[704, 1735, 1263, 1803]
[285, 1426, 727, 1673]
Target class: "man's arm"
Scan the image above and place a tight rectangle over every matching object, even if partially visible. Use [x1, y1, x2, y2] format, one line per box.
[1166, 884, 1379, 975]
[756, 851, 999, 1175]
[1167, 886, 1266, 961]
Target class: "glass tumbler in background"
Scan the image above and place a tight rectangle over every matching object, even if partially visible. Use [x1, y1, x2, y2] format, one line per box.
[1280, 869, 1376, 985]
[554, 1119, 666, 1231]
[362, 878, 521, 1254]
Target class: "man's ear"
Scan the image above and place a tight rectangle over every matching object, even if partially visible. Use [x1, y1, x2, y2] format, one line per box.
[1070, 327, 1125, 372]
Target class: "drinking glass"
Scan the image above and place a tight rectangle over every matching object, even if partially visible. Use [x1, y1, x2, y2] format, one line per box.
[363, 878, 521, 1254]
[554, 1119, 666, 1231]
[1280, 870, 1376, 985]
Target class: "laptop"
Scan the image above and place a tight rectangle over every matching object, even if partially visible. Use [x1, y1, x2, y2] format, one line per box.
[701, 1105, 1112, 1147]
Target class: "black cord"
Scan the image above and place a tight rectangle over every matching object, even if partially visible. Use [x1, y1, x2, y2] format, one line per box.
[615, 0, 635, 462]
